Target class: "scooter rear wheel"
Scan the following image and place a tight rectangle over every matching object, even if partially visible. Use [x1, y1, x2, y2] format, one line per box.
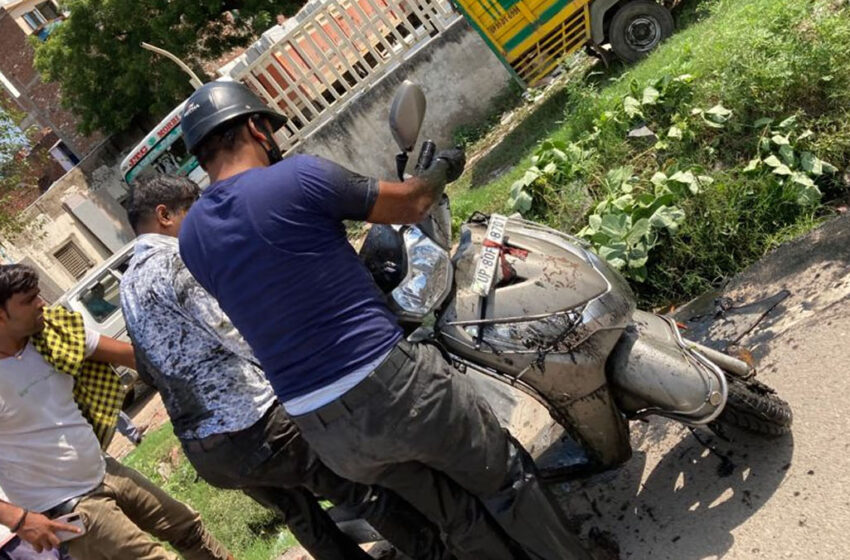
[713, 376, 792, 437]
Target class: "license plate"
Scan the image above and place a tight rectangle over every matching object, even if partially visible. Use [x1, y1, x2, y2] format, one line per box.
[471, 214, 508, 297]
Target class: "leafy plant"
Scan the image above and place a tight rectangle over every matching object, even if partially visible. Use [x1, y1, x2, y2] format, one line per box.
[579, 167, 711, 282]
[743, 115, 838, 205]
[0, 100, 35, 236]
[623, 74, 694, 119]
[507, 140, 592, 226]
[34, 0, 306, 134]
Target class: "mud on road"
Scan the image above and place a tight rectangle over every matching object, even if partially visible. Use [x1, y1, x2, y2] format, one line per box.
[553, 213, 850, 559]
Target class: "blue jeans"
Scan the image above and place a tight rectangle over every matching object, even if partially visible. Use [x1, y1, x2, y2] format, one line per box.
[116, 411, 142, 443]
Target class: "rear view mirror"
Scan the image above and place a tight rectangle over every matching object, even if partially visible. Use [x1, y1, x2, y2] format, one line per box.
[389, 81, 426, 153]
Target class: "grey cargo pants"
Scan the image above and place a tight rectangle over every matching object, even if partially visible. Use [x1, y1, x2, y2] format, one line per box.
[183, 402, 449, 560]
[292, 340, 591, 560]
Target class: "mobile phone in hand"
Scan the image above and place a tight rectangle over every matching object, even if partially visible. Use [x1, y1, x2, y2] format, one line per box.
[53, 513, 86, 543]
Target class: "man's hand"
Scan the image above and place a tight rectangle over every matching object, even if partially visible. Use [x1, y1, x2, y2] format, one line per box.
[434, 148, 465, 183]
[418, 148, 466, 187]
[368, 147, 466, 225]
[17, 512, 82, 552]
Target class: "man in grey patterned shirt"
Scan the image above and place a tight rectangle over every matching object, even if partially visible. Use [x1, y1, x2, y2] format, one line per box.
[119, 175, 449, 560]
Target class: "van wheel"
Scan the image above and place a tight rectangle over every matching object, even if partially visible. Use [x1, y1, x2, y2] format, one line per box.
[609, 1, 674, 63]
[122, 387, 136, 410]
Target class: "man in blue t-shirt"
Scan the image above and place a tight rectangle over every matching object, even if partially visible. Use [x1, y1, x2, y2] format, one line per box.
[177, 81, 590, 560]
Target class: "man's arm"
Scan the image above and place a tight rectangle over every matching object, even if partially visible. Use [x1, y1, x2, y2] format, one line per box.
[0, 500, 81, 552]
[89, 335, 136, 370]
[367, 149, 466, 225]
[367, 175, 443, 225]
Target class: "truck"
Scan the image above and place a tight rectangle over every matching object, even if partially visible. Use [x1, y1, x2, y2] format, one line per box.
[454, 0, 676, 85]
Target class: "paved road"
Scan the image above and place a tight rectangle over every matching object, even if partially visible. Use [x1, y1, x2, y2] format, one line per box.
[555, 213, 850, 559]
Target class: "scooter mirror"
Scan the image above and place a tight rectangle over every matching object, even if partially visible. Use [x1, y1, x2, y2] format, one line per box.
[389, 81, 426, 153]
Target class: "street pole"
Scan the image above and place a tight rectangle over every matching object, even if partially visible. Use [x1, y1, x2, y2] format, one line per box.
[140, 42, 204, 91]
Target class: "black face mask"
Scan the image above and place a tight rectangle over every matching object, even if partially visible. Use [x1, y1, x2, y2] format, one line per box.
[252, 116, 283, 165]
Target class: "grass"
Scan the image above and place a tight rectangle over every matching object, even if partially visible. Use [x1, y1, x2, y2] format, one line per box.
[449, 0, 850, 306]
[451, 81, 526, 148]
[123, 424, 297, 560]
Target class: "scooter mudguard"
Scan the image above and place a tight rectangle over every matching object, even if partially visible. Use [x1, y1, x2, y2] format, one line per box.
[606, 310, 727, 424]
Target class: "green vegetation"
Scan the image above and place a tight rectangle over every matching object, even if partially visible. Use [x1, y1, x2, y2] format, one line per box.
[124, 424, 296, 560]
[34, 0, 304, 134]
[450, 0, 850, 306]
[452, 82, 525, 147]
[0, 99, 37, 236]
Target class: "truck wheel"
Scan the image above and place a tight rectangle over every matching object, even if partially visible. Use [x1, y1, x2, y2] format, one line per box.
[609, 1, 674, 63]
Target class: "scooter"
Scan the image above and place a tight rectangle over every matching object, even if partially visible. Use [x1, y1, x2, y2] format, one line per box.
[359, 81, 792, 478]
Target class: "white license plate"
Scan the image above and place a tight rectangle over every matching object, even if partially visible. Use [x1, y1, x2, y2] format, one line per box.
[471, 214, 508, 297]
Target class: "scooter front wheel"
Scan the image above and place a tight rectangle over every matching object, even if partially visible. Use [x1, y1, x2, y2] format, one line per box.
[712, 376, 792, 437]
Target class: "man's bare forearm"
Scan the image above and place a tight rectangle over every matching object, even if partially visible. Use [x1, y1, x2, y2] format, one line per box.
[0, 499, 26, 529]
[90, 335, 136, 370]
[367, 149, 464, 225]
[369, 174, 444, 224]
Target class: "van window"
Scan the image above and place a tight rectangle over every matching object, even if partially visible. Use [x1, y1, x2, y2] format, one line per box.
[81, 273, 121, 323]
[125, 130, 199, 185]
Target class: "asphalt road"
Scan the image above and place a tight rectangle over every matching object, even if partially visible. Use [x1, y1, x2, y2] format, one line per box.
[553, 213, 850, 559]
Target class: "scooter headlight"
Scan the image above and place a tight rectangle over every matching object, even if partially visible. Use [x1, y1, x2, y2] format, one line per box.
[391, 226, 452, 320]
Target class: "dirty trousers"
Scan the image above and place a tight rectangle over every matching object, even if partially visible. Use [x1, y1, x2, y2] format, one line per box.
[66, 457, 230, 560]
[292, 340, 592, 560]
[183, 402, 449, 560]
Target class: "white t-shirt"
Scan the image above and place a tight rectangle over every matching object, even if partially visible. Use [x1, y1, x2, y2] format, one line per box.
[0, 330, 106, 512]
[0, 486, 11, 547]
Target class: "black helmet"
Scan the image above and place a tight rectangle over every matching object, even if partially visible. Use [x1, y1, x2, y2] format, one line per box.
[359, 224, 407, 294]
[181, 81, 287, 155]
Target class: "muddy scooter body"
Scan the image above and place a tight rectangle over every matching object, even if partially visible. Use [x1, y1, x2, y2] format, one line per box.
[360, 81, 792, 476]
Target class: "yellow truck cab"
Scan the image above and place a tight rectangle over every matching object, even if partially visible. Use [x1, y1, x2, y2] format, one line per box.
[453, 0, 675, 85]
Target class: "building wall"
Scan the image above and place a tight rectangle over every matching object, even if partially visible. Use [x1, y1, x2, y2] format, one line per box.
[0, 6, 103, 160]
[294, 20, 513, 179]
[0, 166, 134, 299]
[6, 0, 54, 35]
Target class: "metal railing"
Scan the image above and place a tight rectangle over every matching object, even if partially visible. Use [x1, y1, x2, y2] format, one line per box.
[227, 0, 460, 152]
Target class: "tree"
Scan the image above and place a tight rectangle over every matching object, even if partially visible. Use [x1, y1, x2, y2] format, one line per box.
[0, 101, 32, 236]
[34, 0, 303, 135]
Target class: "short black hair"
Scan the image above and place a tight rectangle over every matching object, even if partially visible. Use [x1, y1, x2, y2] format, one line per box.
[127, 174, 201, 233]
[194, 115, 253, 170]
[0, 264, 39, 310]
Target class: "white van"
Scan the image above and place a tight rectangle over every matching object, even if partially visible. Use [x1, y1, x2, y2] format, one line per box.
[119, 102, 209, 188]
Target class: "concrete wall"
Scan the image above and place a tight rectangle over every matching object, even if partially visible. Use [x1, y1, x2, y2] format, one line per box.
[0, 167, 134, 299]
[295, 19, 513, 179]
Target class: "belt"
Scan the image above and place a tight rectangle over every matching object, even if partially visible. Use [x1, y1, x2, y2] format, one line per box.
[182, 403, 280, 454]
[295, 340, 413, 431]
[43, 495, 84, 519]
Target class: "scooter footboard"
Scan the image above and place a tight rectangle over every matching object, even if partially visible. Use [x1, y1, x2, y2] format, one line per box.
[606, 311, 727, 424]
